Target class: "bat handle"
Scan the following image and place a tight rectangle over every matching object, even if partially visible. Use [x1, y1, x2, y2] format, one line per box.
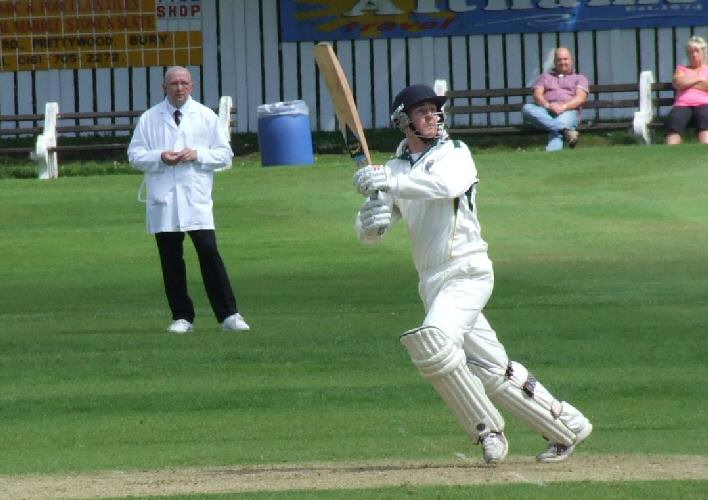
[353, 153, 383, 233]
[354, 153, 369, 168]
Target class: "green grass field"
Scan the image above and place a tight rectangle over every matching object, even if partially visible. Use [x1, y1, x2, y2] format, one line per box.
[1, 143, 707, 498]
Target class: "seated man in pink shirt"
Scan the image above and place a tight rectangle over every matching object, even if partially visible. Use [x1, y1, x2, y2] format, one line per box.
[667, 36, 708, 145]
[522, 48, 589, 152]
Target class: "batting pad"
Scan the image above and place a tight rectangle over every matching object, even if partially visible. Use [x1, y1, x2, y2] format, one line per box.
[400, 326, 504, 442]
[474, 360, 583, 446]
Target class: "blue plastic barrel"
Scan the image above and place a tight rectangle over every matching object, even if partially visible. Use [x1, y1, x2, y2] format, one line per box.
[257, 100, 314, 166]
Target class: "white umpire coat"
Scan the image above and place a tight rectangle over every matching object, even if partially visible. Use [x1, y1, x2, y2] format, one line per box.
[128, 97, 233, 234]
[356, 138, 488, 274]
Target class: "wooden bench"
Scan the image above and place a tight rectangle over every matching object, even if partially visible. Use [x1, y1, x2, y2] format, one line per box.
[35, 96, 235, 178]
[0, 113, 44, 155]
[1, 110, 152, 160]
[438, 70, 674, 144]
[1, 96, 235, 178]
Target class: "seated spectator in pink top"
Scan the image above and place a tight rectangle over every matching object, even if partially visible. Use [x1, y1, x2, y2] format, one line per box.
[667, 36, 708, 145]
[522, 48, 589, 152]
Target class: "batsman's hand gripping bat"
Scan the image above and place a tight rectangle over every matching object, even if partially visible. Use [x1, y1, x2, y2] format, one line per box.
[313, 42, 372, 170]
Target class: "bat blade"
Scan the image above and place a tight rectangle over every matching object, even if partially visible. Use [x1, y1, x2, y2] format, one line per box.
[313, 42, 371, 167]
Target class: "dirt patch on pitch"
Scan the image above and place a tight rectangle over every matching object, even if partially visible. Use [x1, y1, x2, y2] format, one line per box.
[2, 455, 707, 499]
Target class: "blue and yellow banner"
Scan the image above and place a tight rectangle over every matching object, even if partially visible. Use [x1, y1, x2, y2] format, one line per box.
[280, 0, 707, 42]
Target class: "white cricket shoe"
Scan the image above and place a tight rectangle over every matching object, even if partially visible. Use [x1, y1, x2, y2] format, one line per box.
[480, 431, 508, 464]
[536, 422, 593, 463]
[222, 313, 250, 332]
[167, 319, 193, 334]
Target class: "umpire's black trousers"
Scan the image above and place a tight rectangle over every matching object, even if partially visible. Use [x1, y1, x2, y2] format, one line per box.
[155, 229, 238, 323]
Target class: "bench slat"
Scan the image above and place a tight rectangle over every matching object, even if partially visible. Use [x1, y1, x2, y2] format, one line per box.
[56, 124, 136, 133]
[58, 111, 143, 120]
[448, 126, 528, 135]
[447, 83, 641, 100]
[447, 104, 523, 113]
[447, 98, 642, 114]
[447, 88, 533, 98]
[0, 114, 45, 122]
[0, 147, 34, 155]
[583, 99, 638, 109]
[0, 127, 42, 135]
[47, 144, 129, 153]
[587, 84, 638, 93]
[652, 82, 674, 91]
[448, 120, 634, 135]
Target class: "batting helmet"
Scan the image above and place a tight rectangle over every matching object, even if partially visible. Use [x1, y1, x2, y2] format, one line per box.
[390, 84, 448, 135]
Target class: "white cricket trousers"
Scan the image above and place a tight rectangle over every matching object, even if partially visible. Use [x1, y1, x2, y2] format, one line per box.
[419, 253, 508, 370]
[418, 254, 590, 445]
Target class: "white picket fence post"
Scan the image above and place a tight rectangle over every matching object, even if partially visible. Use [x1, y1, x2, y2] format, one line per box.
[216, 95, 233, 172]
[632, 70, 656, 145]
[35, 102, 59, 179]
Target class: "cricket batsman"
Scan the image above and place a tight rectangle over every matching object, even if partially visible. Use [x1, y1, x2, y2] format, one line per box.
[352, 84, 593, 464]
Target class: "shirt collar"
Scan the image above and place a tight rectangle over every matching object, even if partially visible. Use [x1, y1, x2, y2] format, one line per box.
[165, 96, 191, 114]
[397, 137, 445, 166]
[551, 69, 575, 77]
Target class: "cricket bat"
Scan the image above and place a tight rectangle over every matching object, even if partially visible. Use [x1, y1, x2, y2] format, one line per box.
[313, 42, 371, 168]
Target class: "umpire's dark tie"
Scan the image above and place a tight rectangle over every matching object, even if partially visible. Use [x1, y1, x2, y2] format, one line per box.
[173, 109, 181, 125]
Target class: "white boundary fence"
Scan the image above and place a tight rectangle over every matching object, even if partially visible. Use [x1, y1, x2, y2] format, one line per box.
[1, 0, 707, 135]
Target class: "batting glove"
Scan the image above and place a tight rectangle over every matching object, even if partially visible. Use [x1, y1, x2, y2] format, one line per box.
[353, 165, 391, 196]
[359, 197, 392, 236]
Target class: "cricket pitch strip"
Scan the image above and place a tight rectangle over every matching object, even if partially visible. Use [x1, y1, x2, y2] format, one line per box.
[2, 455, 707, 499]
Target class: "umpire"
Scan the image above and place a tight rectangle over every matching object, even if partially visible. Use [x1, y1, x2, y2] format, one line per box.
[128, 66, 249, 334]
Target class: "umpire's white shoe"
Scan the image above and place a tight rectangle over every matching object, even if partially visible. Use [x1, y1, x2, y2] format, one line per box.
[480, 431, 508, 464]
[167, 319, 193, 334]
[222, 313, 250, 332]
[536, 422, 593, 463]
